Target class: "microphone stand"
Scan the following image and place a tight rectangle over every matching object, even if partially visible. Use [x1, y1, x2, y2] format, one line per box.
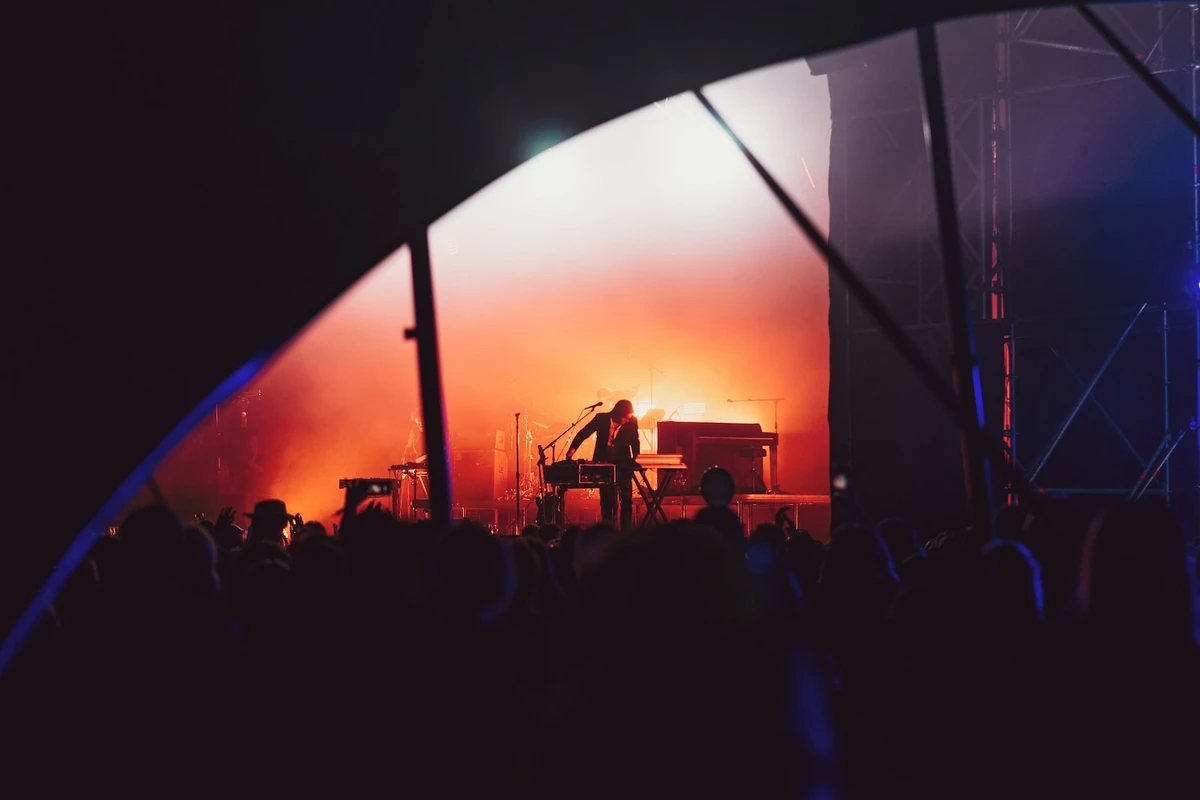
[545, 405, 598, 463]
[514, 412, 521, 533]
[538, 404, 599, 527]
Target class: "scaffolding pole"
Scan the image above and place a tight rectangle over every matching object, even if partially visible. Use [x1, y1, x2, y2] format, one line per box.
[918, 24, 996, 535]
[1192, 3, 1199, 537]
[1164, 306, 1172, 505]
[994, 13, 1016, 505]
[1028, 304, 1148, 483]
[1132, 427, 1191, 501]
[1005, 320, 1018, 504]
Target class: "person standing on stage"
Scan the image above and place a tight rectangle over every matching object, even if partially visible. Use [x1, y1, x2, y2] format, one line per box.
[404, 409, 426, 462]
[566, 399, 639, 530]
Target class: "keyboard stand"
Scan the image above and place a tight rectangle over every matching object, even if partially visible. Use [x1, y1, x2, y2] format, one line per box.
[633, 468, 681, 528]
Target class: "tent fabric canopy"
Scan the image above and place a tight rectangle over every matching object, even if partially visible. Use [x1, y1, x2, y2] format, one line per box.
[12, 2, 1117, 566]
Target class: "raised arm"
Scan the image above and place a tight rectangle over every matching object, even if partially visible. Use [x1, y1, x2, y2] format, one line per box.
[566, 415, 601, 459]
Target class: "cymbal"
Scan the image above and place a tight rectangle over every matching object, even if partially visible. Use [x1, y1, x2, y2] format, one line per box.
[538, 422, 571, 443]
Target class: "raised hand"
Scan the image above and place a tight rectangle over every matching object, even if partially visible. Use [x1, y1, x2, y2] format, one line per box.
[774, 507, 796, 531]
[343, 482, 373, 515]
[216, 507, 237, 529]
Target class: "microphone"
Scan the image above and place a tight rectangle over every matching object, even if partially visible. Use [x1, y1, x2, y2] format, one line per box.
[584, 401, 603, 410]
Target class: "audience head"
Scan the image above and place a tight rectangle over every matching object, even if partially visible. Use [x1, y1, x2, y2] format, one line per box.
[1079, 502, 1198, 650]
[982, 538, 1044, 630]
[244, 499, 293, 545]
[1022, 496, 1090, 621]
[509, 537, 541, 615]
[116, 505, 187, 588]
[575, 523, 620, 575]
[878, 517, 921, 564]
[995, 503, 1030, 543]
[822, 522, 896, 588]
[179, 525, 220, 595]
[694, 506, 745, 549]
[435, 522, 514, 630]
[293, 521, 328, 547]
[819, 522, 899, 635]
[750, 522, 788, 557]
[699, 467, 736, 508]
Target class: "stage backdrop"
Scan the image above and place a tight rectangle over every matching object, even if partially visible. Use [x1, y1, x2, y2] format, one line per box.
[139, 59, 832, 526]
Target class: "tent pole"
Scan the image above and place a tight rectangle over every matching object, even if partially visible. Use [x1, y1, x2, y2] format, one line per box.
[407, 229, 453, 530]
[916, 24, 995, 537]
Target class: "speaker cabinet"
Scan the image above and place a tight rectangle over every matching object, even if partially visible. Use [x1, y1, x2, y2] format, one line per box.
[454, 449, 507, 503]
[694, 444, 767, 494]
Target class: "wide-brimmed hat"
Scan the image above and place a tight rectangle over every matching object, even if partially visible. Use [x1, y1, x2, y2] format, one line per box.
[244, 499, 295, 523]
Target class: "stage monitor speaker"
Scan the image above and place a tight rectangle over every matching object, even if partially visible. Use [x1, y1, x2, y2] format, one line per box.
[454, 449, 507, 503]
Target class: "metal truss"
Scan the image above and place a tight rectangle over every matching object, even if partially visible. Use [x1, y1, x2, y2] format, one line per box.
[840, 4, 1197, 514]
[1020, 304, 1175, 503]
[838, 102, 991, 330]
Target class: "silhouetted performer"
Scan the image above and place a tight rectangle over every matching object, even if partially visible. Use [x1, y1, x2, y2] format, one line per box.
[566, 399, 639, 530]
[404, 409, 426, 462]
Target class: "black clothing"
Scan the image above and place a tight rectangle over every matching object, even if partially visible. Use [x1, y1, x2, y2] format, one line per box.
[569, 412, 639, 530]
[569, 412, 640, 467]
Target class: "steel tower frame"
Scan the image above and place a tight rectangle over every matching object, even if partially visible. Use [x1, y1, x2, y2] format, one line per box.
[838, 4, 1193, 513]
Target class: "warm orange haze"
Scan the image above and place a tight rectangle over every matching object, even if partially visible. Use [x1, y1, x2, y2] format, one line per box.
[141, 59, 833, 531]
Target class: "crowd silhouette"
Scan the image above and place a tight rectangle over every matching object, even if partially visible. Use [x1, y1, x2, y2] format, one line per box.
[1, 472, 1198, 798]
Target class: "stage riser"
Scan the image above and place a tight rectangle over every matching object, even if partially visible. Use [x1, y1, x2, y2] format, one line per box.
[409, 496, 830, 540]
[652, 496, 831, 541]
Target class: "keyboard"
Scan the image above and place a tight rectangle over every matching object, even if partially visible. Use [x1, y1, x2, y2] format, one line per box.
[543, 460, 615, 487]
[635, 453, 687, 470]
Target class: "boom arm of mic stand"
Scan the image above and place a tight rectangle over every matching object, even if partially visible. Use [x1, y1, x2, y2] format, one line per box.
[544, 406, 595, 454]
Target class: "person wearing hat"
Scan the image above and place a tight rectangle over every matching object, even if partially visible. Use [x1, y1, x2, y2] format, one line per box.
[243, 499, 295, 547]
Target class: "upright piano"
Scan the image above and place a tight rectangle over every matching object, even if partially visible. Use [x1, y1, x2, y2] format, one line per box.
[656, 421, 779, 494]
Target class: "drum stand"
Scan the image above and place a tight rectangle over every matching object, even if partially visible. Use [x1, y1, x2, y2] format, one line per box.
[520, 419, 539, 497]
[503, 411, 543, 501]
